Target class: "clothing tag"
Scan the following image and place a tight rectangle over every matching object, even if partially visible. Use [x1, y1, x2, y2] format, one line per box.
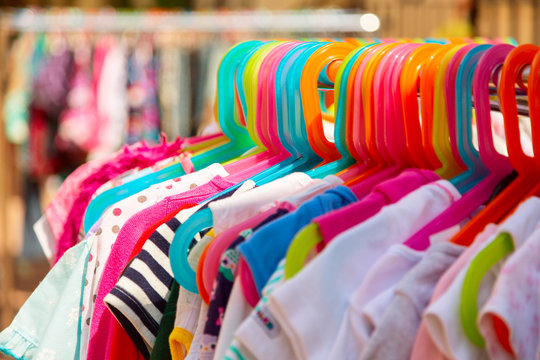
[252, 303, 282, 339]
[33, 215, 56, 264]
[429, 225, 461, 245]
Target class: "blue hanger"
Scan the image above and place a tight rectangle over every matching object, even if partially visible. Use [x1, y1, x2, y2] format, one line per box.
[83, 41, 264, 232]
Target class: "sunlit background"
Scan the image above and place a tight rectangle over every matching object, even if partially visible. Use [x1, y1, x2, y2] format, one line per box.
[0, 1, 537, 357]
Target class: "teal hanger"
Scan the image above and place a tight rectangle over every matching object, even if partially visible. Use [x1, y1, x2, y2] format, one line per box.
[306, 43, 378, 179]
[449, 44, 492, 193]
[82, 41, 264, 232]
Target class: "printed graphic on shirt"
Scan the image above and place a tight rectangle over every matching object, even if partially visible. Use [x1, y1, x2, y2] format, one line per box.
[199, 334, 218, 359]
[220, 249, 240, 282]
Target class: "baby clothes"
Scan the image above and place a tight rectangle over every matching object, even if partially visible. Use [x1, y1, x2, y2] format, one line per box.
[229, 259, 296, 360]
[409, 224, 500, 360]
[82, 167, 233, 359]
[169, 232, 214, 360]
[0, 221, 101, 360]
[267, 180, 460, 360]
[314, 169, 439, 244]
[478, 224, 540, 359]
[238, 185, 357, 298]
[54, 138, 186, 261]
[423, 197, 540, 360]
[200, 209, 290, 360]
[359, 242, 465, 360]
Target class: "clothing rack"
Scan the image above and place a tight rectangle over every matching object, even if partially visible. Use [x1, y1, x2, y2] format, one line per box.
[1, 9, 377, 34]
[0, 8, 378, 334]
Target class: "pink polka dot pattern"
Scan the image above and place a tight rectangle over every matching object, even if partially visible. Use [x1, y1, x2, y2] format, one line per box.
[113, 208, 122, 216]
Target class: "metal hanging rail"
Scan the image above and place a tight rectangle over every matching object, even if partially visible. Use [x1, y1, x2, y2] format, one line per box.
[1, 9, 378, 34]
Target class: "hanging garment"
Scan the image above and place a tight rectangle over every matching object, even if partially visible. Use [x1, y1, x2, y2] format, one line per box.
[89, 180, 255, 360]
[477, 224, 540, 359]
[266, 180, 461, 360]
[423, 197, 540, 360]
[359, 242, 464, 360]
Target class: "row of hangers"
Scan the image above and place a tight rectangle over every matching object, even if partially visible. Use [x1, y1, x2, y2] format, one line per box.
[82, 37, 540, 346]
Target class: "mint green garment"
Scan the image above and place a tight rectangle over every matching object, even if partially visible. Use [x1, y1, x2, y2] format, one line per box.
[0, 228, 97, 359]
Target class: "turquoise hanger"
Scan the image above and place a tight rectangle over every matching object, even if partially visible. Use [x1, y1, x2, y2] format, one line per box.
[449, 44, 492, 193]
[82, 41, 264, 232]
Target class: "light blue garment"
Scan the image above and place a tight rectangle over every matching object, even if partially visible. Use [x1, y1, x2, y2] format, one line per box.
[0, 225, 99, 360]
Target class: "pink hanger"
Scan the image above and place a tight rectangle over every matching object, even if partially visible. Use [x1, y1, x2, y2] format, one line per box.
[336, 43, 388, 183]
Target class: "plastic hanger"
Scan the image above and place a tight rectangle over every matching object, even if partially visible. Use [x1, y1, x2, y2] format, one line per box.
[399, 43, 444, 170]
[82, 41, 264, 232]
[337, 42, 405, 188]
[430, 44, 468, 178]
[341, 43, 437, 192]
[217, 41, 289, 174]
[418, 44, 463, 177]
[459, 44, 540, 348]
[450, 44, 540, 247]
[304, 43, 379, 179]
[225, 41, 331, 184]
[334, 43, 386, 183]
[170, 41, 355, 293]
[404, 44, 515, 251]
[284, 43, 426, 279]
[241, 41, 356, 185]
[447, 44, 493, 193]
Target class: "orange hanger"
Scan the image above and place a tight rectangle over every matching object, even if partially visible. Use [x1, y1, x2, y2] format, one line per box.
[300, 41, 356, 163]
[400, 43, 444, 170]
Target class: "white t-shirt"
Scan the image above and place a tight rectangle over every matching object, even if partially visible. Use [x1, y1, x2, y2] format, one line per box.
[347, 243, 425, 350]
[424, 196, 540, 360]
[267, 180, 461, 360]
